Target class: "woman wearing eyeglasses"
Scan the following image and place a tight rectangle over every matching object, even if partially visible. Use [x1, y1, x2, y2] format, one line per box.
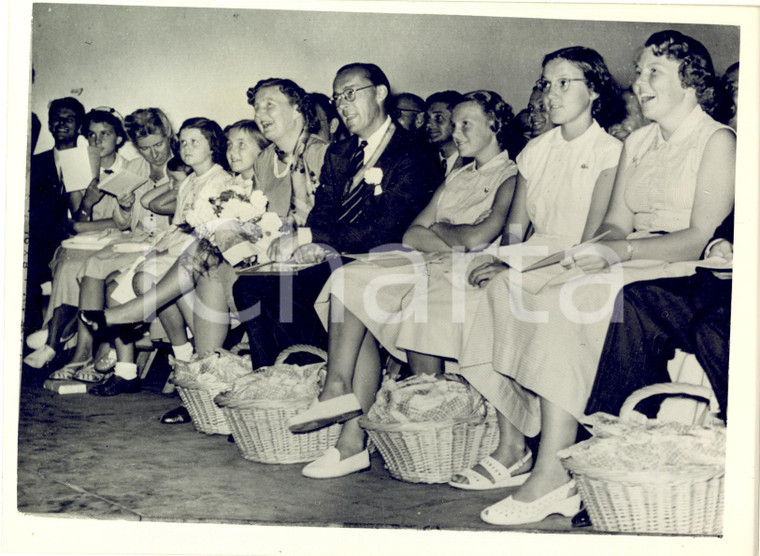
[458, 32, 734, 526]
[444, 44, 624, 507]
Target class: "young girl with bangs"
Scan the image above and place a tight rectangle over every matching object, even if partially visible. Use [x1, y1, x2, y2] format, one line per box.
[80, 117, 230, 396]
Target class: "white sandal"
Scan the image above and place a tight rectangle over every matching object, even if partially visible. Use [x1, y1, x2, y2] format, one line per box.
[47, 359, 92, 381]
[480, 479, 581, 526]
[449, 450, 533, 490]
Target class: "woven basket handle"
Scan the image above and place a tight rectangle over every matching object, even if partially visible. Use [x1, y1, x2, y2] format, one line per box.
[274, 344, 328, 365]
[619, 382, 720, 424]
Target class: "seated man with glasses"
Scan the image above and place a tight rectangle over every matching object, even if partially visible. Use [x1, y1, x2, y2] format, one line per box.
[232, 62, 442, 374]
[392, 92, 426, 132]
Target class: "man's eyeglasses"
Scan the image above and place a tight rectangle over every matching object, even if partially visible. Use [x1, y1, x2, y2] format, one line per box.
[331, 85, 375, 105]
[394, 108, 423, 118]
[535, 78, 588, 94]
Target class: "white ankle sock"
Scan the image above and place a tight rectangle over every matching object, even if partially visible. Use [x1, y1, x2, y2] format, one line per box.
[114, 362, 138, 380]
[172, 342, 194, 361]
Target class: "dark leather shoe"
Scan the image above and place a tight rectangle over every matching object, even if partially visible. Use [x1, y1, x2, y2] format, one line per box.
[160, 406, 192, 424]
[89, 374, 141, 396]
[79, 310, 147, 343]
[571, 508, 592, 528]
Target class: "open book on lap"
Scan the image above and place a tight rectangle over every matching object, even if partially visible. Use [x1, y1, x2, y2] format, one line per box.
[97, 170, 149, 197]
[496, 231, 611, 272]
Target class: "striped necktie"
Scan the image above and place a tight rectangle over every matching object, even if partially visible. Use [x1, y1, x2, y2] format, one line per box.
[339, 139, 370, 223]
[343, 139, 368, 195]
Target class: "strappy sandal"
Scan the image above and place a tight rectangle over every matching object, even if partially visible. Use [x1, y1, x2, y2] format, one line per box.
[73, 364, 107, 384]
[449, 450, 533, 490]
[48, 359, 92, 381]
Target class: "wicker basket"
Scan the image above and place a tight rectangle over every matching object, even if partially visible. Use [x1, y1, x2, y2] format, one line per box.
[177, 385, 232, 435]
[359, 402, 499, 484]
[215, 345, 342, 464]
[561, 383, 725, 535]
[171, 350, 251, 435]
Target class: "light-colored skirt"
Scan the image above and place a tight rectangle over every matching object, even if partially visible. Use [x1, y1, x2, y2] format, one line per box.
[78, 230, 155, 281]
[458, 258, 703, 437]
[314, 251, 487, 364]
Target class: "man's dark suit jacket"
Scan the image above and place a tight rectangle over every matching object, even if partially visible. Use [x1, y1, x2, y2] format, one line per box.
[25, 149, 71, 331]
[306, 126, 441, 253]
[587, 208, 735, 419]
[233, 125, 441, 369]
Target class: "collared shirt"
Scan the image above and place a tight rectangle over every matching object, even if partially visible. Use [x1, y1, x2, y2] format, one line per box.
[623, 105, 731, 234]
[361, 116, 392, 165]
[443, 151, 459, 177]
[519, 119, 622, 244]
[53, 148, 63, 182]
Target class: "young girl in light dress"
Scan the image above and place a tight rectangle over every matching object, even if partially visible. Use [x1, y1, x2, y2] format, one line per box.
[291, 91, 522, 479]
[80, 117, 231, 395]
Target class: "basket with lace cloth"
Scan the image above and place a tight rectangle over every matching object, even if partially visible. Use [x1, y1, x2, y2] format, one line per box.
[559, 383, 726, 534]
[359, 374, 499, 483]
[214, 345, 341, 464]
[170, 349, 252, 435]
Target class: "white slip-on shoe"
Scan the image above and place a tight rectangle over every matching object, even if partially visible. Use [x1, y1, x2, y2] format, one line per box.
[449, 450, 533, 490]
[288, 393, 362, 433]
[480, 479, 581, 526]
[23, 345, 56, 369]
[301, 447, 370, 479]
[26, 329, 49, 350]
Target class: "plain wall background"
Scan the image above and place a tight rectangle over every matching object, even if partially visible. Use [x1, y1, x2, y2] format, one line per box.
[30, 4, 740, 153]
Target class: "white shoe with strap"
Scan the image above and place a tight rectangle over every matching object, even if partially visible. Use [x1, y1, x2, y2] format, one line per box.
[449, 450, 533, 490]
[480, 479, 581, 526]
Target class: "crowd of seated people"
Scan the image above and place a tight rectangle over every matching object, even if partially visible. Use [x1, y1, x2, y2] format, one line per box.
[23, 29, 738, 527]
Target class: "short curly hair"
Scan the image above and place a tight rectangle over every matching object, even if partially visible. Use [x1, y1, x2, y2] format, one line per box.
[246, 78, 311, 130]
[124, 108, 174, 143]
[458, 90, 517, 153]
[543, 46, 626, 130]
[643, 30, 717, 113]
[84, 109, 128, 150]
[48, 97, 85, 128]
[426, 90, 465, 112]
[178, 117, 228, 169]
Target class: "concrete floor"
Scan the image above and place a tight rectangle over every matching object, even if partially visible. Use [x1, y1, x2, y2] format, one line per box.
[16, 349, 584, 534]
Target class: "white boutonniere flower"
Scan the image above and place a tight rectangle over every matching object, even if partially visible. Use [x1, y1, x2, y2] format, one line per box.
[364, 167, 383, 195]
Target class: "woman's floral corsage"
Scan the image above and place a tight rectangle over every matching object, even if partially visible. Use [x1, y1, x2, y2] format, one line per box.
[181, 187, 285, 271]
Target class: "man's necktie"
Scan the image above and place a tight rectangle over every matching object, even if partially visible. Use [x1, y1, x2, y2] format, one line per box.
[339, 140, 370, 223]
[343, 139, 368, 195]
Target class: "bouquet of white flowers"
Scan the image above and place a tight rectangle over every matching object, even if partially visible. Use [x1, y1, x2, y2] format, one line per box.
[182, 186, 285, 269]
